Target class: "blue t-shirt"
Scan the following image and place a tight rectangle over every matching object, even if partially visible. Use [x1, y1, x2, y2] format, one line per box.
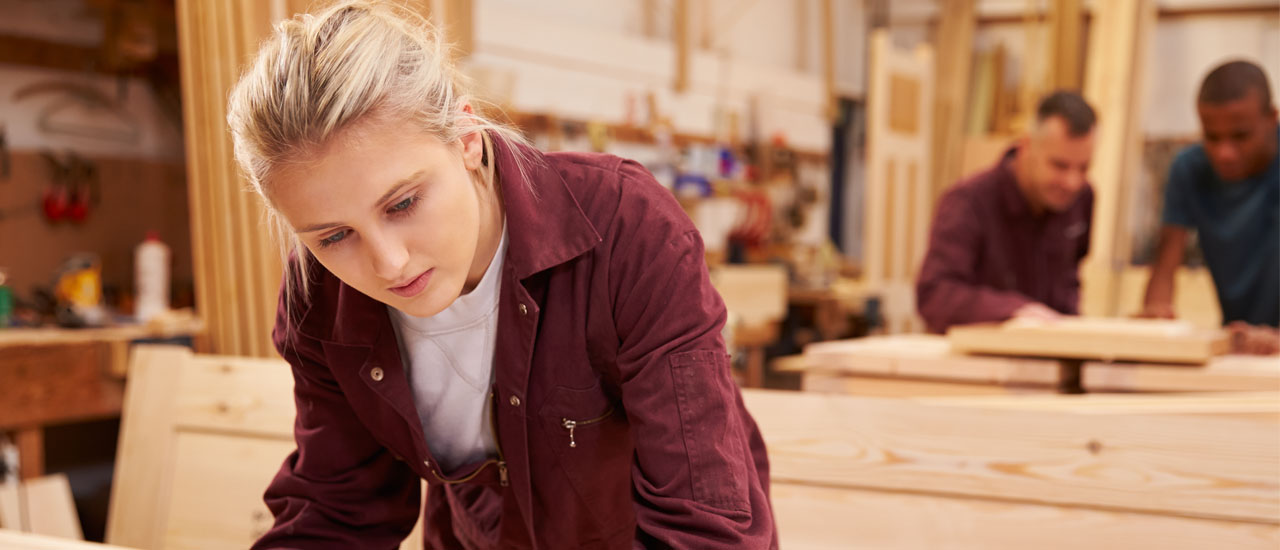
[1162, 131, 1279, 327]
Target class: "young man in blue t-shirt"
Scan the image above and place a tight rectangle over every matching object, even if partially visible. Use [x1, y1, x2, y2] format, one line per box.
[1143, 60, 1279, 354]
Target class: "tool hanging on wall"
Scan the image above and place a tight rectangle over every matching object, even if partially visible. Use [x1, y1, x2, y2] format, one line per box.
[13, 81, 141, 144]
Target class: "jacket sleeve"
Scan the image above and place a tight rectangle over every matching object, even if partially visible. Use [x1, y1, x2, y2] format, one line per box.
[252, 277, 420, 549]
[608, 161, 776, 549]
[916, 187, 1032, 333]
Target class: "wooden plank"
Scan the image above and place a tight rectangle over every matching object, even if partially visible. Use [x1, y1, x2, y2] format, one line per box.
[0, 530, 140, 550]
[22, 474, 82, 540]
[802, 371, 1053, 397]
[772, 482, 1280, 550]
[948, 318, 1229, 364]
[1048, 0, 1084, 90]
[673, 0, 688, 92]
[803, 335, 1063, 386]
[920, 392, 1280, 417]
[14, 430, 42, 480]
[742, 389, 1280, 523]
[106, 346, 188, 548]
[1079, 0, 1156, 317]
[0, 483, 22, 530]
[930, 0, 976, 198]
[1085, 355, 1280, 393]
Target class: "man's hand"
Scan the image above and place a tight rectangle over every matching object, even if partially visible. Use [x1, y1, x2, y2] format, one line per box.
[1012, 303, 1061, 322]
[1227, 322, 1280, 355]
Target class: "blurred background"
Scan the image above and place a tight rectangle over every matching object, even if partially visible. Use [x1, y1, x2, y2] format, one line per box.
[0, 1, 1277, 549]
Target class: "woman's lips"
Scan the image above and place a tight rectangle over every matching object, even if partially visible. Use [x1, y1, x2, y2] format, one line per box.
[389, 269, 433, 298]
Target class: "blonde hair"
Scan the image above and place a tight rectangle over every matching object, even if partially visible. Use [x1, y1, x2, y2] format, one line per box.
[227, 0, 530, 316]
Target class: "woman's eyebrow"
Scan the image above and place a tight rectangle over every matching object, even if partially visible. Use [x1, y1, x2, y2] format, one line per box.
[375, 170, 427, 206]
[296, 169, 428, 234]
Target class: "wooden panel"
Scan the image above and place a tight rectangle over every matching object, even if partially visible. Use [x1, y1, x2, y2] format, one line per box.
[803, 335, 1062, 386]
[1084, 355, 1280, 393]
[887, 74, 921, 135]
[0, 530, 140, 550]
[772, 482, 1280, 550]
[742, 389, 1280, 523]
[902, 160, 919, 279]
[164, 432, 295, 549]
[107, 346, 425, 550]
[948, 318, 1229, 364]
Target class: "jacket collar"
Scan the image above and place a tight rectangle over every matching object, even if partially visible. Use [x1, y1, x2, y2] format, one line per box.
[292, 133, 601, 348]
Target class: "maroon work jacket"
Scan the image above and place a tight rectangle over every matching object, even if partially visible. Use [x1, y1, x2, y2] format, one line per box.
[915, 147, 1094, 333]
[253, 136, 777, 549]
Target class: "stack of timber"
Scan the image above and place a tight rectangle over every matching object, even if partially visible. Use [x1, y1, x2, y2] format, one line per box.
[794, 334, 1063, 396]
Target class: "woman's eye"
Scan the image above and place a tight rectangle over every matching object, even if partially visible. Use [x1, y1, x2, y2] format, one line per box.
[320, 230, 349, 247]
[391, 196, 416, 212]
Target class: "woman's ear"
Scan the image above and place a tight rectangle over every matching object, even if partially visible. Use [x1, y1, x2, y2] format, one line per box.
[458, 103, 485, 171]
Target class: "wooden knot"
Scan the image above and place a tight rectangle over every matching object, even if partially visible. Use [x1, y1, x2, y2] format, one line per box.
[1086, 439, 1103, 455]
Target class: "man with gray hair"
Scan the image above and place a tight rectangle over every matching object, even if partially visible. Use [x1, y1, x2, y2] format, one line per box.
[917, 91, 1097, 333]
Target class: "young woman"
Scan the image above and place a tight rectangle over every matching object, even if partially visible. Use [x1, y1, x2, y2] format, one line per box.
[227, 2, 775, 548]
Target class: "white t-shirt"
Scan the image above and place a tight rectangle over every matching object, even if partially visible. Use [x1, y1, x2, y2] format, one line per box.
[388, 226, 508, 473]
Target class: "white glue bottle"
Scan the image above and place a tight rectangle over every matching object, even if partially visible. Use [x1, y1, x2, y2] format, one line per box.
[135, 230, 170, 323]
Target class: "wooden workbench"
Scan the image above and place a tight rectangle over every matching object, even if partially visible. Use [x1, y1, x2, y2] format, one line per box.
[0, 318, 204, 479]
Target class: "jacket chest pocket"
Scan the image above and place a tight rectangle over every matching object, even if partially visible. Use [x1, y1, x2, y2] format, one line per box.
[537, 380, 633, 533]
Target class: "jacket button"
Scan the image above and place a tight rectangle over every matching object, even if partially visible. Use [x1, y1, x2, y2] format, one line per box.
[370, 367, 384, 382]
[518, 303, 528, 315]
[509, 395, 521, 407]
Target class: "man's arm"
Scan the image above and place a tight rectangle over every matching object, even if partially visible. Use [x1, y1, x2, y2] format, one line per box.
[1141, 226, 1189, 318]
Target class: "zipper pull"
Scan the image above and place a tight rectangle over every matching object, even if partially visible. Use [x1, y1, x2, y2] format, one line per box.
[498, 460, 509, 487]
[562, 419, 577, 448]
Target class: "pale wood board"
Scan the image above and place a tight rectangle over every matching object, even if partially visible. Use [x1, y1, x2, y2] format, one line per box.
[1085, 355, 1280, 393]
[919, 391, 1280, 417]
[0, 482, 22, 530]
[21, 475, 82, 540]
[0, 530, 140, 550]
[802, 372, 1055, 398]
[803, 335, 1062, 386]
[175, 0, 283, 357]
[772, 482, 1280, 550]
[107, 346, 425, 550]
[929, 0, 977, 199]
[710, 264, 789, 326]
[1079, 0, 1157, 317]
[948, 317, 1229, 364]
[741, 389, 1280, 523]
[0, 475, 83, 539]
